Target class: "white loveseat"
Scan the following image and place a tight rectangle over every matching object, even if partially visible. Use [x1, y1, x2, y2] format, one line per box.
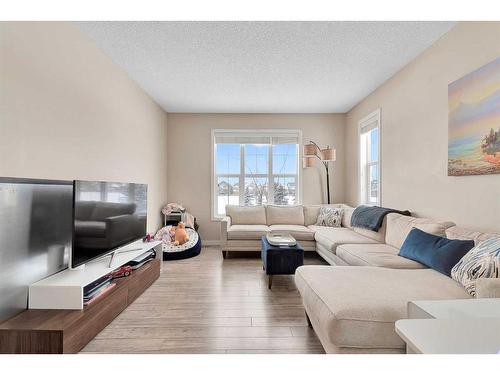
[220, 203, 500, 353]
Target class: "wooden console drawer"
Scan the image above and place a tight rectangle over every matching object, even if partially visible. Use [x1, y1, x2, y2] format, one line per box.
[63, 283, 129, 353]
[0, 258, 161, 354]
[127, 259, 161, 304]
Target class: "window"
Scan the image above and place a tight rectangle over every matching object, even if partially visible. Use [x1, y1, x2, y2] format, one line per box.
[212, 130, 301, 218]
[359, 110, 381, 205]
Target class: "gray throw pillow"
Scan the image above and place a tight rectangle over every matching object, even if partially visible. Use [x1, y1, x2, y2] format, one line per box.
[451, 236, 500, 296]
[315, 207, 343, 227]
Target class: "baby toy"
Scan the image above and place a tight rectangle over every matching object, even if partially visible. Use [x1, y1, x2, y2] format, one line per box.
[173, 222, 190, 246]
[155, 225, 176, 243]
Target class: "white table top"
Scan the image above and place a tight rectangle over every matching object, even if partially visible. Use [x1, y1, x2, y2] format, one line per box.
[30, 239, 161, 287]
[410, 298, 500, 319]
[395, 318, 500, 354]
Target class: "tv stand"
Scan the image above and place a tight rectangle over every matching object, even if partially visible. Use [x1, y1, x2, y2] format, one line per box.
[0, 240, 162, 354]
[28, 240, 161, 310]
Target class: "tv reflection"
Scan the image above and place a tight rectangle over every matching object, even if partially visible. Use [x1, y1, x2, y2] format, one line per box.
[73, 180, 147, 267]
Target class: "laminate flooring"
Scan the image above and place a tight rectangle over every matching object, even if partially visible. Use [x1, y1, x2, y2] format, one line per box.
[81, 248, 327, 354]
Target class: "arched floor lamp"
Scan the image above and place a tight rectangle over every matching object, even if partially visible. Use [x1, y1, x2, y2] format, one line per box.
[303, 141, 336, 204]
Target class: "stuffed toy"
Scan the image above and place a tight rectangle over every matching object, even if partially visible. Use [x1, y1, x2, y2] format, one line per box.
[173, 222, 190, 246]
[154, 225, 176, 243]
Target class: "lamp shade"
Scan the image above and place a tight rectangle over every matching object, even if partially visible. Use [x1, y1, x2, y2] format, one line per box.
[320, 147, 336, 161]
[302, 157, 315, 168]
[303, 143, 317, 157]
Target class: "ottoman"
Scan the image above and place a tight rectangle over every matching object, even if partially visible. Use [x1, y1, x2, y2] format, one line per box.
[261, 236, 304, 289]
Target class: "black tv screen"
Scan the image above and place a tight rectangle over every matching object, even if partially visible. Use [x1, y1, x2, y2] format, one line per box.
[0, 177, 73, 321]
[72, 180, 147, 268]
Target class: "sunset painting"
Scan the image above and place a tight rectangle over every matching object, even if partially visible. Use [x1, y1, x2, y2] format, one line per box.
[448, 57, 500, 176]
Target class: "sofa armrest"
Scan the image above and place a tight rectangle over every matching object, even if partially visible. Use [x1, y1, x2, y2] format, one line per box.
[220, 216, 231, 248]
[475, 278, 500, 298]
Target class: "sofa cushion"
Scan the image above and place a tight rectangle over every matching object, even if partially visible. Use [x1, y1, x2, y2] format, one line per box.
[227, 225, 270, 240]
[269, 225, 315, 241]
[446, 226, 498, 245]
[352, 216, 387, 243]
[303, 204, 352, 226]
[226, 205, 267, 225]
[308, 226, 378, 253]
[475, 278, 500, 298]
[336, 243, 426, 269]
[224, 239, 316, 251]
[399, 228, 474, 276]
[340, 204, 354, 228]
[295, 266, 470, 350]
[303, 205, 322, 226]
[266, 205, 304, 225]
[385, 213, 455, 249]
[351, 205, 411, 232]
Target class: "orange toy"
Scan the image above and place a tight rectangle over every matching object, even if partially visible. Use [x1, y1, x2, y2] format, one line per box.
[173, 222, 190, 246]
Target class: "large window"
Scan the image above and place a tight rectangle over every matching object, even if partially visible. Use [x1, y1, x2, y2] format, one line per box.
[212, 130, 301, 218]
[359, 110, 381, 205]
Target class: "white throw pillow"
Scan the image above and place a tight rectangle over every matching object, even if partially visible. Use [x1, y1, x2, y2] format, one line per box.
[315, 207, 343, 227]
[451, 236, 500, 297]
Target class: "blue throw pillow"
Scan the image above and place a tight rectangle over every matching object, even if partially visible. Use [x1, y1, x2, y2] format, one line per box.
[398, 228, 475, 276]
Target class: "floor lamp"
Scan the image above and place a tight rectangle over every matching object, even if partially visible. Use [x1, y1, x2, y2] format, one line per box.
[303, 141, 336, 204]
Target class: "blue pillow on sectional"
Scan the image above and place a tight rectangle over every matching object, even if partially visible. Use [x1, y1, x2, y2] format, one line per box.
[398, 228, 474, 276]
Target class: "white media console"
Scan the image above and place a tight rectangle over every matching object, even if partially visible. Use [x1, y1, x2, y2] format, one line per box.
[29, 239, 162, 310]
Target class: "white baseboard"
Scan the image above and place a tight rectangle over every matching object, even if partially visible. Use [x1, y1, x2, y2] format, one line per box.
[203, 240, 221, 247]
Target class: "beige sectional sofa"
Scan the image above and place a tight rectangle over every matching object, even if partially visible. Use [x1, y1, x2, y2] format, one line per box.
[220, 203, 499, 354]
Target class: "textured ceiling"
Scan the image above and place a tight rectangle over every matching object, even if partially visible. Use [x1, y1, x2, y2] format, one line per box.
[75, 21, 456, 113]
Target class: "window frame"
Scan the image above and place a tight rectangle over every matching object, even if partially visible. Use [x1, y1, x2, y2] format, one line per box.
[211, 129, 302, 220]
[358, 109, 381, 206]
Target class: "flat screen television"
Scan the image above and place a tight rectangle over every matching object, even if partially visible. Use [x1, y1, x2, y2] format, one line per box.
[0, 177, 73, 321]
[72, 180, 147, 268]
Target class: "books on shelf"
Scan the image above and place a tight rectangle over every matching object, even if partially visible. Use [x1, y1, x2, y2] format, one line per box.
[83, 282, 116, 306]
[83, 273, 112, 296]
[81, 249, 156, 306]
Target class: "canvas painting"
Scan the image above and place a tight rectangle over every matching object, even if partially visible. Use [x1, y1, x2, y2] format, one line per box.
[448, 57, 500, 176]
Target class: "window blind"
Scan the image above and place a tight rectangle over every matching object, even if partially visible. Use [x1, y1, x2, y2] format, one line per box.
[360, 114, 379, 134]
[214, 131, 299, 145]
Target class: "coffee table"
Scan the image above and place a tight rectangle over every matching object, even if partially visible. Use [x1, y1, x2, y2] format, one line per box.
[260, 236, 304, 289]
[395, 298, 500, 353]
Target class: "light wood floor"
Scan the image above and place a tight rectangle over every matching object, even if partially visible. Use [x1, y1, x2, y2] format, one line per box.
[81, 247, 327, 354]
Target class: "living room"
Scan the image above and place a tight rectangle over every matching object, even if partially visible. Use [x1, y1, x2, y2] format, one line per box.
[1, 1, 499, 373]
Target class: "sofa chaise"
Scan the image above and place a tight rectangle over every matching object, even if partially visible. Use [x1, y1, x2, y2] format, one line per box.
[220, 203, 499, 353]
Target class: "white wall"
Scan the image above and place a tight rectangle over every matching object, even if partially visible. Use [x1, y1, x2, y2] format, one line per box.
[4, 21, 496, 239]
[0, 22, 168, 230]
[345, 22, 500, 232]
[167, 113, 346, 241]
